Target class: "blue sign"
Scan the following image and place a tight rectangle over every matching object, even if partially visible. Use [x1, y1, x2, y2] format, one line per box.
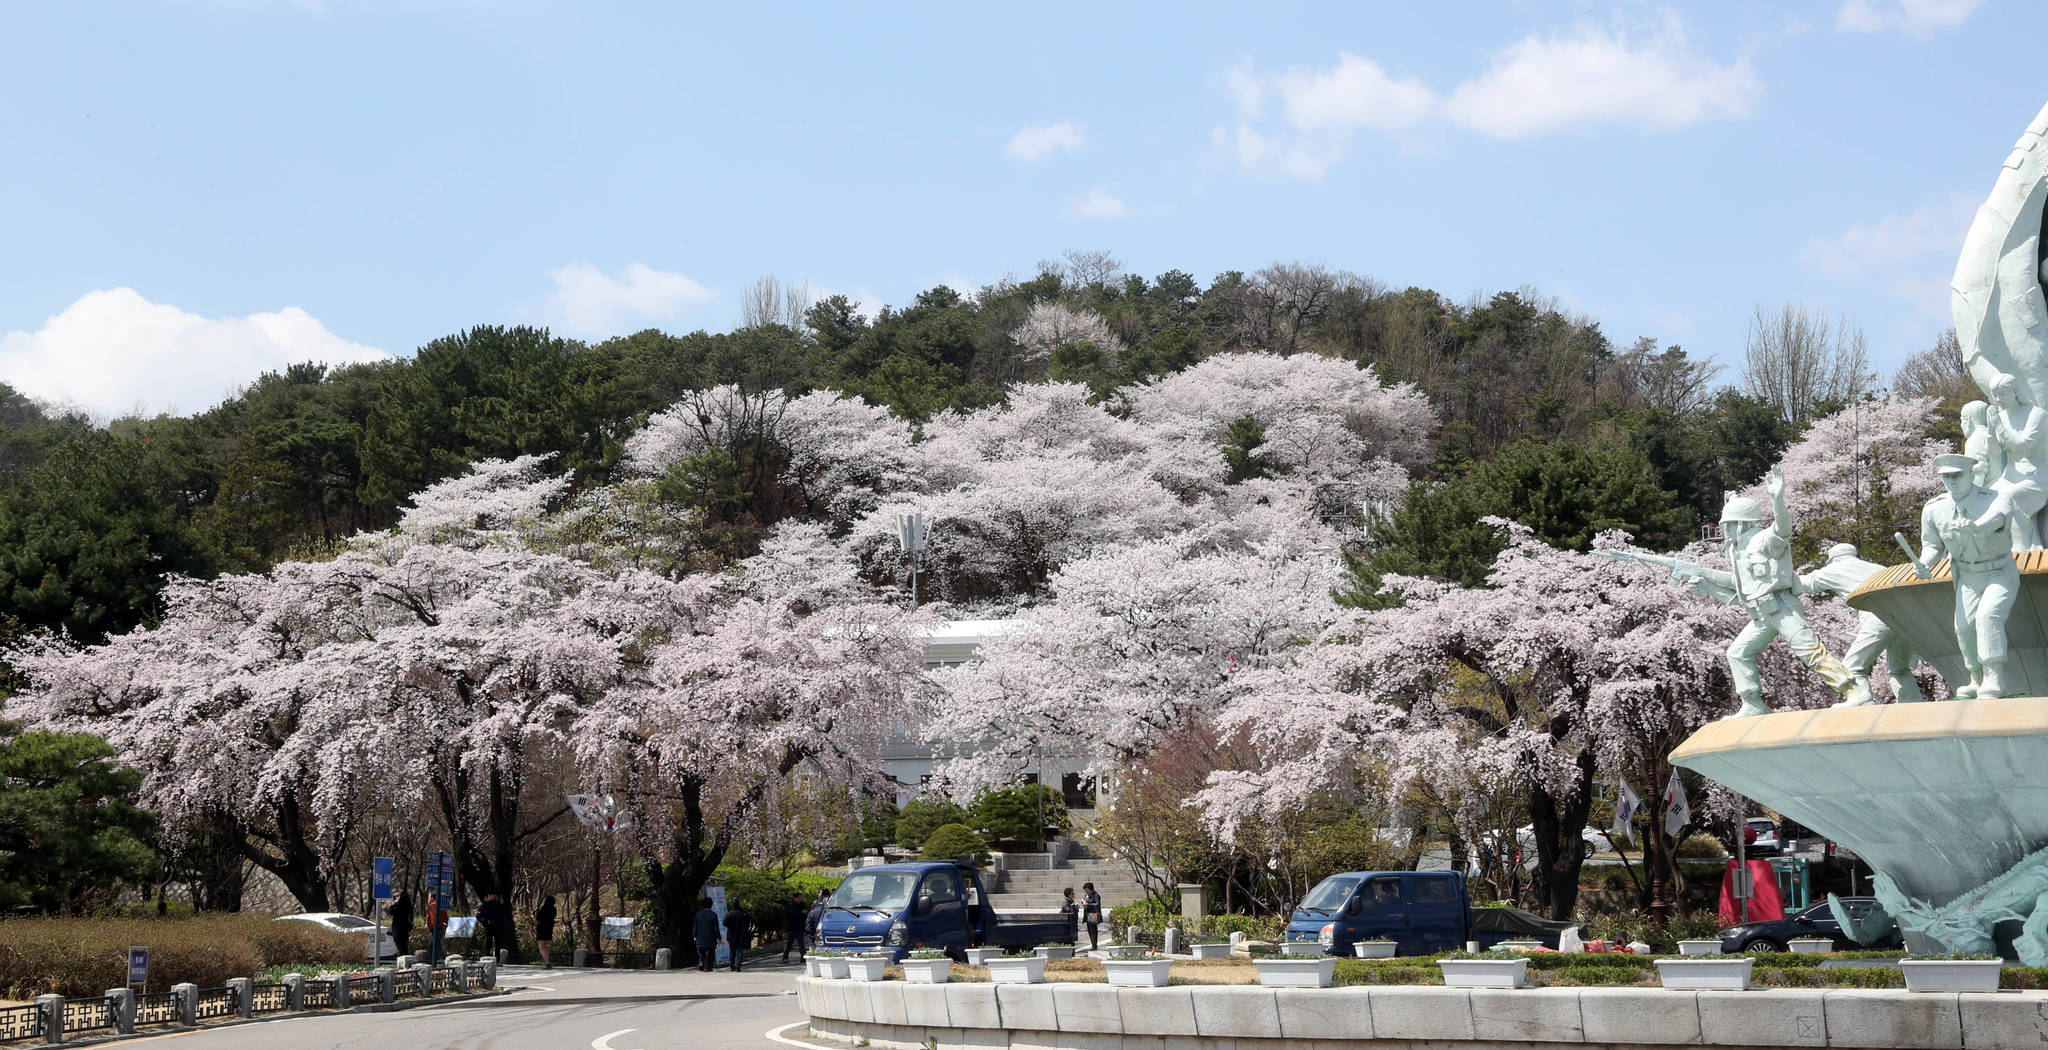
[373, 856, 394, 900]
[126, 946, 148, 987]
[434, 851, 452, 908]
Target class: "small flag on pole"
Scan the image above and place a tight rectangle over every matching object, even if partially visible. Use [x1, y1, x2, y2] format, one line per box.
[1613, 779, 1642, 841]
[1663, 769, 1691, 839]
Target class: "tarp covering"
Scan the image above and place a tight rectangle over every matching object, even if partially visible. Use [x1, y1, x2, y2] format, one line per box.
[1470, 907, 1577, 938]
[1719, 859, 1784, 923]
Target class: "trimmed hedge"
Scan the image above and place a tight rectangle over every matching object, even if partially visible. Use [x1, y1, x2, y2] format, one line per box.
[0, 915, 360, 998]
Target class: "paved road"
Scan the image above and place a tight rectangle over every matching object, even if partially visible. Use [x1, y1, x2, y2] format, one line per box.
[124, 960, 829, 1050]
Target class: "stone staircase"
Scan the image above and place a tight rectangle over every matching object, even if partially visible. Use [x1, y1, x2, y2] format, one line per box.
[985, 843, 1152, 917]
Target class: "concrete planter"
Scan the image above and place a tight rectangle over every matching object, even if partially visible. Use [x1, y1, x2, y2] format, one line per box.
[899, 958, 951, 984]
[802, 957, 824, 977]
[963, 947, 1003, 968]
[1495, 940, 1543, 951]
[1655, 957, 1754, 991]
[1190, 943, 1233, 960]
[1438, 958, 1528, 989]
[1033, 944, 1074, 960]
[1102, 959, 1174, 987]
[1788, 939, 1833, 954]
[1677, 940, 1724, 956]
[1902, 959, 2003, 992]
[985, 955, 1047, 984]
[846, 956, 891, 981]
[1256, 957, 1336, 988]
[817, 956, 851, 979]
[1353, 941, 1397, 959]
[1282, 941, 1325, 957]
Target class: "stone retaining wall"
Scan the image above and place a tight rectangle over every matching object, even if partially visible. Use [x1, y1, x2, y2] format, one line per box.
[795, 976, 2048, 1049]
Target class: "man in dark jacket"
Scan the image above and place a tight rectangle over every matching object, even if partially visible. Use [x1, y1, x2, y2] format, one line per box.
[693, 900, 721, 971]
[781, 893, 809, 963]
[476, 893, 516, 963]
[388, 890, 415, 958]
[723, 901, 752, 972]
[807, 889, 829, 943]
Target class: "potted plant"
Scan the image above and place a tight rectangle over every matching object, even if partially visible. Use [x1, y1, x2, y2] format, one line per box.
[964, 947, 1004, 968]
[1282, 940, 1325, 957]
[1033, 943, 1075, 960]
[1787, 938, 1833, 954]
[1353, 939, 1397, 959]
[984, 953, 1047, 984]
[1438, 955, 1530, 989]
[1190, 942, 1233, 960]
[900, 949, 952, 984]
[847, 950, 893, 982]
[1102, 947, 1174, 988]
[1257, 953, 1337, 988]
[1494, 940, 1543, 951]
[1655, 955, 1754, 991]
[812, 949, 851, 979]
[1676, 939, 1723, 956]
[1902, 954, 2003, 993]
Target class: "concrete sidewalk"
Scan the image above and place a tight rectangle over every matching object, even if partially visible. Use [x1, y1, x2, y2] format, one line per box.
[465, 955, 803, 1006]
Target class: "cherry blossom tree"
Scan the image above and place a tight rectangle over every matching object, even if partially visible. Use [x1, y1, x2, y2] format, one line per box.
[1011, 302, 1125, 366]
[1747, 395, 1944, 559]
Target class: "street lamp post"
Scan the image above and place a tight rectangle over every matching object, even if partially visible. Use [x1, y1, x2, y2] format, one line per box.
[895, 513, 928, 611]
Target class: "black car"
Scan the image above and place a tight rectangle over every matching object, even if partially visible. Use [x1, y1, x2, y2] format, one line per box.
[1716, 897, 1902, 952]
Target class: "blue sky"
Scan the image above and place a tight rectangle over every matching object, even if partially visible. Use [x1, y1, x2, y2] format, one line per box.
[0, 0, 2037, 415]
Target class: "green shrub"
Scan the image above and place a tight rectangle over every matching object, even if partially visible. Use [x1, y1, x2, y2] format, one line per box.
[1107, 899, 1175, 934]
[969, 785, 1067, 845]
[708, 866, 845, 937]
[0, 915, 359, 998]
[1676, 834, 1726, 858]
[920, 824, 990, 866]
[1198, 914, 1282, 941]
[894, 798, 968, 850]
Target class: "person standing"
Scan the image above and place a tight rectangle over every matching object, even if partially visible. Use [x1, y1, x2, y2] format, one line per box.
[693, 899, 721, 971]
[781, 893, 809, 963]
[476, 893, 515, 964]
[1059, 887, 1079, 946]
[388, 890, 415, 959]
[723, 900, 753, 972]
[1081, 883, 1103, 950]
[535, 895, 558, 968]
[806, 889, 829, 946]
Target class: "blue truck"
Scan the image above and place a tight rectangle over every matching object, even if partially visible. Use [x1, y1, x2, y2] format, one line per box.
[1284, 870, 1573, 956]
[813, 860, 1072, 961]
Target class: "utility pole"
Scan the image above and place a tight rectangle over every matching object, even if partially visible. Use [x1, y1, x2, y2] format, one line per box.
[896, 513, 927, 610]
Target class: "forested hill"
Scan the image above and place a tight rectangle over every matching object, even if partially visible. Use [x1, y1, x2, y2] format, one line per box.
[0, 258, 1967, 644]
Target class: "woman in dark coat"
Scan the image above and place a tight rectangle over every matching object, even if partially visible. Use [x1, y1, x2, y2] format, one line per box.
[535, 895, 558, 968]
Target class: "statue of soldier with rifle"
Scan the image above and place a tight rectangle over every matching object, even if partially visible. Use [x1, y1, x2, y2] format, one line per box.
[1599, 465, 1870, 717]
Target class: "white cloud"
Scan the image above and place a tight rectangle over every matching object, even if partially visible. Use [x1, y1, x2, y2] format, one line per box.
[1217, 14, 1757, 179]
[1799, 194, 1975, 279]
[1065, 186, 1131, 220]
[0, 288, 387, 418]
[544, 261, 715, 338]
[1836, 0, 1980, 36]
[1005, 121, 1085, 162]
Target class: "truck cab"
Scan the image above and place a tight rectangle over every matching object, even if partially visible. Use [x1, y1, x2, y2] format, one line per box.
[1284, 871, 1472, 956]
[814, 860, 1069, 961]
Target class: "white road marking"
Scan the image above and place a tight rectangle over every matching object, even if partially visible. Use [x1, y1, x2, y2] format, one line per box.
[591, 1028, 640, 1050]
[765, 1021, 841, 1050]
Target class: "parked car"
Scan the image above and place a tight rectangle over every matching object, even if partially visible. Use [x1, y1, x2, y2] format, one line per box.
[1743, 817, 1780, 856]
[1285, 870, 1575, 957]
[275, 913, 398, 959]
[813, 860, 1070, 962]
[1716, 897, 1902, 953]
[1471, 825, 1614, 873]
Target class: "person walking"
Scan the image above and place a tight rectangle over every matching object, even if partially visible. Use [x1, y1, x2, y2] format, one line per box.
[476, 892, 516, 964]
[388, 890, 415, 959]
[806, 889, 829, 947]
[1081, 883, 1103, 950]
[1059, 887, 1079, 947]
[693, 899, 721, 971]
[781, 893, 809, 963]
[534, 895, 558, 968]
[723, 899, 753, 972]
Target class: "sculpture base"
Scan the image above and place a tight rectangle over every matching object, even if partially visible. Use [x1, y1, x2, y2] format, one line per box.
[1671, 698, 2048, 912]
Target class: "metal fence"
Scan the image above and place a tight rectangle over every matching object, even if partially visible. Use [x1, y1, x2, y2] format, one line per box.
[300, 981, 335, 1010]
[196, 986, 239, 1020]
[427, 968, 455, 995]
[344, 975, 380, 1005]
[0, 1003, 39, 1043]
[394, 970, 422, 998]
[62, 995, 116, 1034]
[135, 991, 181, 1026]
[251, 982, 290, 1014]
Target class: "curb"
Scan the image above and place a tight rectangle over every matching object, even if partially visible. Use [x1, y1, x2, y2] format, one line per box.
[19, 988, 511, 1049]
[444, 989, 797, 1008]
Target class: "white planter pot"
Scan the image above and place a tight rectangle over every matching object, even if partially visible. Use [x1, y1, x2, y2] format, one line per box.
[1034, 944, 1075, 960]
[1191, 943, 1233, 960]
[1438, 958, 1529, 989]
[1103, 959, 1174, 988]
[1353, 941, 1397, 959]
[1283, 941, 1325, 957]
[1902, 959, 2003, 993]
[1495, 940, 1543, 951]
[1656, 957, 1754, 991]
[802, 957, 823, 977]
[1256, 957, 1336, 988]
[846, 957, 891, 981]
[1677, 940, 1723, 957]
[964, 947, 1003, 968]
[900, 958, 951, 984]
[1788, 939, 1833, 954]
[817, 957, 851, 979]
[985, 956, 1047, 984]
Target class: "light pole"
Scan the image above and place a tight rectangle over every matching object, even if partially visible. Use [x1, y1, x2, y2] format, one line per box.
[895, 512, 928, 611]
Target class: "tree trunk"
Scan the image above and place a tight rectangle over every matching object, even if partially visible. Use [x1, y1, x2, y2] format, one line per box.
[241, 795, 329, 912]
[1525, 749, 1598, 919]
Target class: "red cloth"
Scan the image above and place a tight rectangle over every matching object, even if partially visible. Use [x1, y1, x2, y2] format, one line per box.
[1718, 859, 1784, 923]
